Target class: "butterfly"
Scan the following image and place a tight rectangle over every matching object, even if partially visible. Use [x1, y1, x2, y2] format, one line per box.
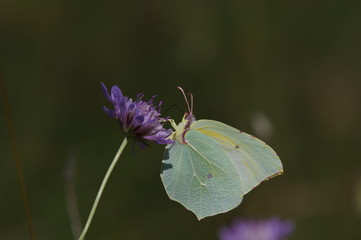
[161, 87, 283, 220]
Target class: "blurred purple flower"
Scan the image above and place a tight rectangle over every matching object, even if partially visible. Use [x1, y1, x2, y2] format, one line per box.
[219, 217, 294, 240]
[101, 82, 173, 146]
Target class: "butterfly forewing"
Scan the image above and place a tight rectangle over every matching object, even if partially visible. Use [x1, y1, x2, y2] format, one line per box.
[191, 119, 283, 194]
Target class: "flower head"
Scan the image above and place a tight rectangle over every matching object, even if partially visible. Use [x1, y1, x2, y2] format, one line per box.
[101, 82, 173, 146]
[219, 217, 294, 240]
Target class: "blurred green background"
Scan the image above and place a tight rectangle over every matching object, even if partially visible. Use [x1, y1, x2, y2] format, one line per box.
[1, 0, 361, 239]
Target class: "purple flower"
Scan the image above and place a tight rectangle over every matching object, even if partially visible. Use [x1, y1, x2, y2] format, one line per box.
[219, 217, 294, 240]
[101, 82, 173, 146]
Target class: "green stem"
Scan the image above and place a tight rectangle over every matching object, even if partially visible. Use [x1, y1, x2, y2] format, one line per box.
[78, 137, 128, 240]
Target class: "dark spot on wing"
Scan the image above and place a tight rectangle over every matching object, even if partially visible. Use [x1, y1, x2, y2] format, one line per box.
[235, 145, 240, 149]
[207, 173, 212, 178]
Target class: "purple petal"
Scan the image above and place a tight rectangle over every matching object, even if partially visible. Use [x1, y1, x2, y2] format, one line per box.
[110, 85, 123, 103]
[102, 106, 115, 118]
[101, 82, 112, 102]
[218, 217, 294, 240]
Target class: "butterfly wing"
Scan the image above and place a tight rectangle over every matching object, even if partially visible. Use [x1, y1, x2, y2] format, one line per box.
[191, 119, 283, 195]
[161, 129, 244, 220]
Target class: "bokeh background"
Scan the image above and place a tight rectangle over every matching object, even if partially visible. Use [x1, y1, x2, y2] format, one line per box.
[1, 0, 361, 239]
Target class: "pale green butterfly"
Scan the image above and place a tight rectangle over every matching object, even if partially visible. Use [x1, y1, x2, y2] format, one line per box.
[161, 87, 283, 220]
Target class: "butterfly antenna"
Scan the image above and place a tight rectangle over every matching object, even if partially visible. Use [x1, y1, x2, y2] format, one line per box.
[189, 92, 194, 114]
[177, 86, 191, 113]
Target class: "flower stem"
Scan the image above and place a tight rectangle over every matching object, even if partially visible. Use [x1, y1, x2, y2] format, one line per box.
[78, 137, 128, 240]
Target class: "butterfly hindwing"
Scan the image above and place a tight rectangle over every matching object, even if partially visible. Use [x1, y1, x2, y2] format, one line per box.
[161, 129, 244, 220]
